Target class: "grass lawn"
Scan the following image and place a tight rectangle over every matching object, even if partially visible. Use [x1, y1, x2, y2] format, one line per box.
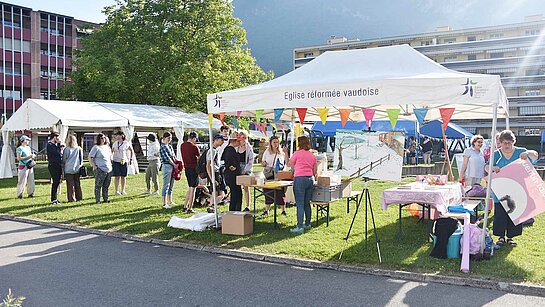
[1, 162, 544, 285]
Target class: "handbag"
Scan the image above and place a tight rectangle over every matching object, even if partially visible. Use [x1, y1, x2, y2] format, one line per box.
[79, 166, 88, 177]
[26, 159, 36, 169]
[263, 153, 277, 180]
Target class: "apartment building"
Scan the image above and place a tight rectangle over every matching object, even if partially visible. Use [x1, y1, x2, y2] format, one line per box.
[0, 1, 98, 123]
[293, 15, 545, 136]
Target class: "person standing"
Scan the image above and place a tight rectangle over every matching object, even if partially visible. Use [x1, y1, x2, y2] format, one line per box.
[144, 133, 161, 195]
[407, 136, 417, 165]
[16, 135, 36, 199]
[63, 135, 84, 202]
[46, 132, 62, 205]
[222, 136, 242, 211]
[261, 136, 288, 216]
[112, 131, 134, 195]
[459, 135, 485, 187]
[89, 133, 113, 204]
[160, 131, 177, 209]
[236, 130, 255, 212]
[288, 136, 317, 234]
[488, 130, 538, 247]
[421, 136, 433, 165]
[181, 132, 201, 213]
[217, 125, 231, 199]
[206, 134, 228, 212]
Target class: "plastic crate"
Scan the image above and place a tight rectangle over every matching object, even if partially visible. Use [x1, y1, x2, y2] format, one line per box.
[311, 184, 342, 202]
[433, 229, 463, 259]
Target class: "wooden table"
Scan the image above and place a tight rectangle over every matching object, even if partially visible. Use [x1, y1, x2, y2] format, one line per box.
[246, 181, 293, 229]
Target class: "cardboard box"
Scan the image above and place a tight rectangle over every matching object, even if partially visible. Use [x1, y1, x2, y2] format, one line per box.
[317, 175, 341, 186]
[236, 175, 256, 186]
[222, 212, 254, 235]
[341, 180, 352, 197]
[277, 171, 294, 181]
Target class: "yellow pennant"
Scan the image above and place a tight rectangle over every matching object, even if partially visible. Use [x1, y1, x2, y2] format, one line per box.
[317, 108, 329, 125]
[208, 113, 213, 127]
[295, 123, 303, 138]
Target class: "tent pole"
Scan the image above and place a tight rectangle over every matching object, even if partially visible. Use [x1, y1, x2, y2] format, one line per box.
[481, 102, 498, 254]
[415, 120, 419, 165]
[290, 109, 295, 156]
[209, 122, 218, 228]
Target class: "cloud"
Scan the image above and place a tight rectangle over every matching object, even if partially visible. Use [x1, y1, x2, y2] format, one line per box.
[410, 0, 480, 16]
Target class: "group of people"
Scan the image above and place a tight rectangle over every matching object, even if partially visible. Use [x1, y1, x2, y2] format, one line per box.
[458, 130, 538, 248]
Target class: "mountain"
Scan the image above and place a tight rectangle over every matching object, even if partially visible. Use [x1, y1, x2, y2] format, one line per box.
[232, 0, 543, 77]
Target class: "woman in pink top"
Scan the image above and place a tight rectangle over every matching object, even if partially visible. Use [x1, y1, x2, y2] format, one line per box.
[287, 136, 317, 233]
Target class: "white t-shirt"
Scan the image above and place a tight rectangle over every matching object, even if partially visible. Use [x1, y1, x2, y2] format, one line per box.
[147, 141, 160, 161]
[262, 149, 285, 170]
[463, 147, 485, 179]
[112, 140, 132, 163]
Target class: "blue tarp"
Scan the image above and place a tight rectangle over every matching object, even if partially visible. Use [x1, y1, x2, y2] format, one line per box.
[419, 120, 473, 139]
[312, 120, 416, 137]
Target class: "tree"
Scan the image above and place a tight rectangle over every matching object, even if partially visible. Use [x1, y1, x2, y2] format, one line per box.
[60, 0, 273, 112]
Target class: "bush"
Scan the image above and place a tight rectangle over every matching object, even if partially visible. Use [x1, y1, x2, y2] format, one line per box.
[0, 289, 25, 307]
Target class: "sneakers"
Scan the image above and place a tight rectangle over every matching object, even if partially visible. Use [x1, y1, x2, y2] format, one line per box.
[28, 194, 34, 198]
[121, 191, 127, 195]
[151, 191, 159, 195]
[243, 207, 250, 212]
[163, 204, 171, 209]
[51, 200, 61, 205]
[143, 190, 151, 195]
[207, 207, 215, 213]
[102, 200, 111, 204]
[289, 227, 304, 234]
[303, 224, 312, 230]
[261, 211, 269, 217]
[281, 211, 287, 216]
[187, 208, 196, 213]
[17, 194, 23, 199]
[116, 191, 122, 196]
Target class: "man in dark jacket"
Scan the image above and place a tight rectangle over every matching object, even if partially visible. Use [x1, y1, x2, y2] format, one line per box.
[47, 132, 62, 204]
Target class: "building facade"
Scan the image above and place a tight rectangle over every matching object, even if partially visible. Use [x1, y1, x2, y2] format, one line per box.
[293, 15, 545, 136]
[0, 1, 97, 123]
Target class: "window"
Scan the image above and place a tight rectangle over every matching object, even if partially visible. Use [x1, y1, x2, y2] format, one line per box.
[525, 90, 540, 96]
[489, 52, 504, 59]
[467, 54, 476, 61]
[303, 52, 314, 58]
[443, 38, 456, 44]
[420, 40, 432, 46]
[526, 69, 541, 76]
[525, 29, 540, 36]
[1, 90, 21, 100]
[520, 106, 545, 116]
[40, 91, 48, 100]
[467, 36, 476, 42]
[489, 33, 504, 39]
[1, 40, 31, 53]
[443, 56, 457, 62]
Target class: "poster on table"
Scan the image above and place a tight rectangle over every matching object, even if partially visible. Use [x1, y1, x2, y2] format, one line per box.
[333, 130, 405, 181]
[491, 158, 545, 225]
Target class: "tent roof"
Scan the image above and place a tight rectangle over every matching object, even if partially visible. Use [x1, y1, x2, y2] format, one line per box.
[420, 119, 474, 139]
[312, 120, 416, 137]
[207, 44, 508, 122]
[2, 99, 221, 132]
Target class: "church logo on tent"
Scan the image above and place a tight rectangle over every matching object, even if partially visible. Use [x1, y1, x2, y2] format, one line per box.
[462, 78, 478, 97]
[214, 94, 222, 108]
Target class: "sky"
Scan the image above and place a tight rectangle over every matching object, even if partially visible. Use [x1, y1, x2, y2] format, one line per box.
[5, 0, 544, 75]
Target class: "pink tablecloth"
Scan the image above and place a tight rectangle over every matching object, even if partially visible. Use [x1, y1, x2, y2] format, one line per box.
[381, 182, 463, 215]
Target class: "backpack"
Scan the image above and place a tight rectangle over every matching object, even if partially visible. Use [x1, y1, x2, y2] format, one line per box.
[196, 149, 209, 179]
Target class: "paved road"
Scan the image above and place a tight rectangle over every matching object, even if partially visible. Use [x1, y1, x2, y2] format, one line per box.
[1, 220, 544, 307]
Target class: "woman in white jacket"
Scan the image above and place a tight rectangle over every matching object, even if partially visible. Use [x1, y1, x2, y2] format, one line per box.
[236, 130, 255, 211]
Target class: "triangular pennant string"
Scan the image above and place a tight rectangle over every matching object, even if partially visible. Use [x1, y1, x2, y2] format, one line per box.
[296, 108, 307, 123]
[218, 112, 225, 126]
[261, 123, 267, 134]
[274, 108, 284, 123]
[439, 108, 455, 130]
[231, 117, 239, 130]
[236, 111, 242, 118]
[362, 108, 376, 129]
[255, 110, 263, 122]
[317, 108, 329, 125]
[339, 108, 352, 128]
[413, 108, 429, 126]
[386, 109, 400, 130]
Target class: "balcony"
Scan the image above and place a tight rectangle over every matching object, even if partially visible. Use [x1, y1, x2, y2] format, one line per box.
[442, 54, 545, 71]
[502, 75, 545, 88]
[40, 54, 72, 68]
[415, 35, 544, 56]
[40, 32, 73, 47]
[0, 50, 31, 63]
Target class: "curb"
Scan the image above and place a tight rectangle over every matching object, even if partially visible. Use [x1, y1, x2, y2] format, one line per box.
[2, 214, 544, 297]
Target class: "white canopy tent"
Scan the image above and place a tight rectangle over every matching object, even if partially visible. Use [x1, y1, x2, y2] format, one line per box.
[1, 99, 221, 178]
[207, 45, 509, 255]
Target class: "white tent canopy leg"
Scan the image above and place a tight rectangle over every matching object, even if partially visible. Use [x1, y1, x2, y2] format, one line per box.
[0, 129, 16, 178]
[54, 124, 69, 145]
[121, 125, 139, 175]
[173, 124, 184, 160]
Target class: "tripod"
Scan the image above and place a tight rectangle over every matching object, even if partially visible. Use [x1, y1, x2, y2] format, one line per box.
[339, 178, 382, 263]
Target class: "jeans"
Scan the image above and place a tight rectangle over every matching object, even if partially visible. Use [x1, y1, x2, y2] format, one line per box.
[49, 164, 62, 201]
[65, 173, 82, 202]
[146, 159, 160, 192]
[162, 164, 175, 196]
[293, 176, 314, 228]
[94, 168, 112, 203]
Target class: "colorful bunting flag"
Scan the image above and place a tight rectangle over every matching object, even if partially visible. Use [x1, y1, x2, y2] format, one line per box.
[296, 108, 307, 123]
[362, 108, 376, 128]
[271, 123, 277, 131]
[231, 117, 239, 130]
[295, 123, 303, 138]
[439, 108, 455, 130]
[413, 108, 429, 126]
[236, 111, 242, 118]
[386, 109, 400, 130]
[274, 108, 284, 123]
[208, 113, 213, 127]
[255, 110, 263, 122]
[339, 108, 352, 128]
[261, 122, 267, 134]
[218, 112, 225, 126]
[317, 108, 329, 125]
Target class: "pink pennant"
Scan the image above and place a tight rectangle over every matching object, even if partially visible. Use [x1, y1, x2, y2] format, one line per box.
[362, 108, 376, 128]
